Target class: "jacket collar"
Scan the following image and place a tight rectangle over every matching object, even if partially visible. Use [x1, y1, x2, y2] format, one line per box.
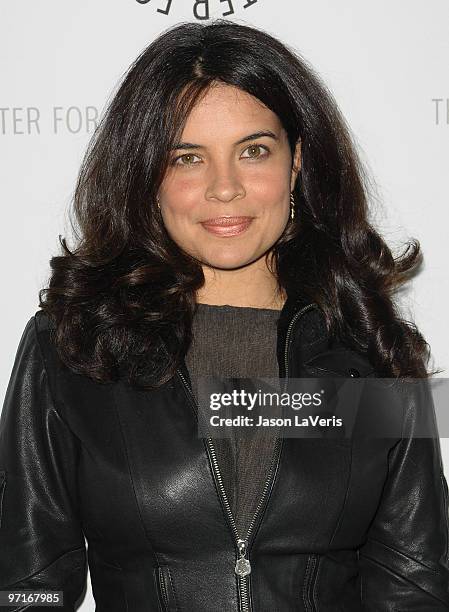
[275, 290, 329, 379]
[170, 289, 330, 386]
[155, 285, 330, 385]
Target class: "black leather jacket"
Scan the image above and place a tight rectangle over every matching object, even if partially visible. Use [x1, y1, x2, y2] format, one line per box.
[1, 294, 449, 611]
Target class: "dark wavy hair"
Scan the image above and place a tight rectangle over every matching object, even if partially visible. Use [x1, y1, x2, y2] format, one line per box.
[38, 19, 439, 388]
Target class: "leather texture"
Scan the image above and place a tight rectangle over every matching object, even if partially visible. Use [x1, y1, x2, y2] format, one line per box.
[0, 293, 448, 611]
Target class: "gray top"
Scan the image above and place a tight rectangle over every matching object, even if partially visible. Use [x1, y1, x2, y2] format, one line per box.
[185, 302, 281, 537]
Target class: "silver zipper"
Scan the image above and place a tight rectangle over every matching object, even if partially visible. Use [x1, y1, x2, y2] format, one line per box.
[303, 553, 319, 611]
[177, 301, 317, 612]
[283, 302, 317, 380]
[158, 566, 169, 611]
[441, 471, 449, 561]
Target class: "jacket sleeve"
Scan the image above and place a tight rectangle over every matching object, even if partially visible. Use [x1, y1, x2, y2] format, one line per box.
[357, 377, 449, 610]
[0, 316, 87, 611]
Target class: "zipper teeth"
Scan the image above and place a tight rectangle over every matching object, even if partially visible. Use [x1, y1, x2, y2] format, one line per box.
[441, 471, 449, 561]
[243, 302, 317, 544]
[206, 435, 239, 541]
[177, 301, 317, 612]
[283, 303, 316, 381]
[243, 437, 281, 542]
[306, 554, 318, 612]
[158, 567, 169, 610]
[177, 369, 249, 612]
[239, 575, 250, 611]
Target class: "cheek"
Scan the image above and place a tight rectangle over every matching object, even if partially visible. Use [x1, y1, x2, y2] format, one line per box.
[253, 178, 289, 215]
[164, 190, 198, 220]
[250, 162, 290, 198]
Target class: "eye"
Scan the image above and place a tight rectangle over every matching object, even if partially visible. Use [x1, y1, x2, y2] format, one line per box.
[170, 143, 270, 167]
[171, 153, 201, 167]
[241, 143, 270, 160]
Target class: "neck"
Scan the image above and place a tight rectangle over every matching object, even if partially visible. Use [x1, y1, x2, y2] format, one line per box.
[196, 253, 286, 310]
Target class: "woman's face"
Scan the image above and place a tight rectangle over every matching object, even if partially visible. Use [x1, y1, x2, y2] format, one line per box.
[158, 83, 301, 270]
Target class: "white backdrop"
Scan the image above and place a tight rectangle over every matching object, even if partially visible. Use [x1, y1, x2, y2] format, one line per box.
[1, 2, 448, 609]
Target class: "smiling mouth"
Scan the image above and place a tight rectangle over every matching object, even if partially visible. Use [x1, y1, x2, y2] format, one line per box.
[201, 216, 253, 226]
[200, 216, 254, 237]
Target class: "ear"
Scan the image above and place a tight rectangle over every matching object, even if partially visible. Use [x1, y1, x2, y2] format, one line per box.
[290, 139, 302, 192]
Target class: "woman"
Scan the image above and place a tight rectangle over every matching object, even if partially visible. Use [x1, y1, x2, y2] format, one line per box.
[0, 19, 448, 612]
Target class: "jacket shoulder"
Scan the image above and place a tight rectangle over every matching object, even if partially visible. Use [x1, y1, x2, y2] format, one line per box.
[34, 309, 56, 333]
[14, 311, 58, 372]
[10, 313, 44, 361]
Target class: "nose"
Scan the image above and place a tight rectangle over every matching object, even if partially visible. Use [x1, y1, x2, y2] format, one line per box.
[205, 163, 245, 203]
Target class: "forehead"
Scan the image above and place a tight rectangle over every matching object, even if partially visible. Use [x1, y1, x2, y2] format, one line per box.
[180, 84, 281, 137]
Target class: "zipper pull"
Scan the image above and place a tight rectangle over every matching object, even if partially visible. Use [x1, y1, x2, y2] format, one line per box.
[235, 538, 251, 576]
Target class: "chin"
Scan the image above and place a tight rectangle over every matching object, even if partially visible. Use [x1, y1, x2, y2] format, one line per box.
[198, 250, 257, 271]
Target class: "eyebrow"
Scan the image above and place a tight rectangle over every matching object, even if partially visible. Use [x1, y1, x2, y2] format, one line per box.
[170, 130, 279, 151]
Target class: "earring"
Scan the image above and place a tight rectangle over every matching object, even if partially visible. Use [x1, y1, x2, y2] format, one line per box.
[156, 195, 161, 210]
[290, 192, 295, 221]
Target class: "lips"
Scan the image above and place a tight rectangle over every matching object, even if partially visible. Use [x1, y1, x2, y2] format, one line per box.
[201, 216, 253, 226]
[200, 216, 254, 237]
